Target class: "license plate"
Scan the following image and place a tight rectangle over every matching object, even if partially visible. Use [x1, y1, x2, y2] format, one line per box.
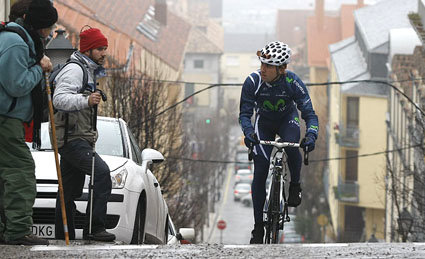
[32, 224, 55, 238]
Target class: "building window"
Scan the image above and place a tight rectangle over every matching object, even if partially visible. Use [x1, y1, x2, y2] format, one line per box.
[184, 83, 195, 105]
[194, 59, 204, 69]
[226, 56, 239, 66]
[345, 150, 358, 181]
[347, 97, 359, 127]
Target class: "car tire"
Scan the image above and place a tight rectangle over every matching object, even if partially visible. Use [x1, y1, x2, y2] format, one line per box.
[130, 193, 146, 244]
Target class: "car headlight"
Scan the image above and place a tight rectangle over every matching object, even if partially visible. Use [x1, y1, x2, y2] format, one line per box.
[111, 168, 128, 189]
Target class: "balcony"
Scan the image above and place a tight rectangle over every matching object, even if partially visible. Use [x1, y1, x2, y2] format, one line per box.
[337, 126, 360, 148]
[334, 178, 359, 203]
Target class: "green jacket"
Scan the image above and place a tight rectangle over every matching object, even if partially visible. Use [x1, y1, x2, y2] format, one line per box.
[0, 22, 43, 122]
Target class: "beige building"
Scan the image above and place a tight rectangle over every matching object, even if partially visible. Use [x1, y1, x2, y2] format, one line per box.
[220, 33, 274, 117]
[327, 0, 417, 242]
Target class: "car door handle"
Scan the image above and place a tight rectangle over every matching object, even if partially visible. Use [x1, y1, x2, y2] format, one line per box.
[154, 182, 159, 187]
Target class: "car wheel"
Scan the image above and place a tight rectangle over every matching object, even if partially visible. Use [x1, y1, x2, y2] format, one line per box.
[130, 193, 146, 244]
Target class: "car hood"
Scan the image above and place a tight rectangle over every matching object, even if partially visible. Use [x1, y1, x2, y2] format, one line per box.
[32, 151, 128, 180]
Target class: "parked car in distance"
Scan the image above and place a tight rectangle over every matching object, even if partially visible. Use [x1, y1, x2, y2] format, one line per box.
[235, 169, 253, 185]
[241, 195, 252, 207]
[30, 117, 194, 244]
[234, 151, 253, 173]
[233, 183, 251, 201]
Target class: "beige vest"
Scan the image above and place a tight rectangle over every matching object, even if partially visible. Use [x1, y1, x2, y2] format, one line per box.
[53, 89, 98, 148]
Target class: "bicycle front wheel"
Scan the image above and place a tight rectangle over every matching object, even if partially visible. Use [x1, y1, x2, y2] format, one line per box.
[265, 176, 281, 244]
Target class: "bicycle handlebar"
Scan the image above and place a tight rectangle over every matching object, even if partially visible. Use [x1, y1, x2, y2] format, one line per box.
[248, 139, 309, 165]
[259, 140, 300, 148]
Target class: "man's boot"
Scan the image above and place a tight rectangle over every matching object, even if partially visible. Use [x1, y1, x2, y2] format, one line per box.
[288, 182, 302, 207]
[249, 223, 264, 244]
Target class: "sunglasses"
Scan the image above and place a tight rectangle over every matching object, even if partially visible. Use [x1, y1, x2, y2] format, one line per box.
[256, 50, 271, 59]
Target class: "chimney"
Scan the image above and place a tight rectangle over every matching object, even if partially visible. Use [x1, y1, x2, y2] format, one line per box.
[315, 0, 324, 31]
[155, 0, 167, 26]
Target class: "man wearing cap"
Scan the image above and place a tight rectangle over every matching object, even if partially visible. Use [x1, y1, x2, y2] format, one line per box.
[52, 26, 115, 242]
[0, 0, 57, 245]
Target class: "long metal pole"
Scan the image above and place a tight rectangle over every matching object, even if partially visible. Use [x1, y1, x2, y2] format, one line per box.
[45, 73, 70, 245]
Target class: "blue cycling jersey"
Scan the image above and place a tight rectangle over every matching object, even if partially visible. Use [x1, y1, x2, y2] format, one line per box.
[239, 70, 319, 138]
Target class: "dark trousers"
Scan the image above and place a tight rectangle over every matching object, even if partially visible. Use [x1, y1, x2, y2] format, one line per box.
[55, 139, 111, 240]
[0, 116, 36, 241]
[251, 109, 302, 224]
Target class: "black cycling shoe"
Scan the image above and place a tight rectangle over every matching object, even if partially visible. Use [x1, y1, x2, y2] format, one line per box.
[249, 223, 264, 244]
[288, 182, 302, 207]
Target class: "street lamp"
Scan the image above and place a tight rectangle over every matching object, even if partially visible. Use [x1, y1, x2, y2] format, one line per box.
[398, 207, 413, 242]
[45, 29, 76, 67]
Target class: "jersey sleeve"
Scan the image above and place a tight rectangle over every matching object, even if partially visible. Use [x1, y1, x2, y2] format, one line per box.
[239, 75, 256, 136]
[291, 76, 319, 138]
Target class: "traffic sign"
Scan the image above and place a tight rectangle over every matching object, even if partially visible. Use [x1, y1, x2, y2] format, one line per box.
[317, 214, 328, 226]
[217, 219, 226, 230]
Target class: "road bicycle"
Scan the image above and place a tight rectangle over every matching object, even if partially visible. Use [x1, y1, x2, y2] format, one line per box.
[249, 138, 309, 244]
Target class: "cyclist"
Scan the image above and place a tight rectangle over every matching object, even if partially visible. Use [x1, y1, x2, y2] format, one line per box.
[239, 41, 318, 244]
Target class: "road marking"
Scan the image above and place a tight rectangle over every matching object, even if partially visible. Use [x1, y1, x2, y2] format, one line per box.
[302, 243, 348, 247]
[207, 165, 233, 243]
[31, 245, 158, 251]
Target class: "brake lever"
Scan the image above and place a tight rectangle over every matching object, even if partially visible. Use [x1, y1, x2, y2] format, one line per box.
[248, 147, 253, 161]
[303, 147, 309, 165]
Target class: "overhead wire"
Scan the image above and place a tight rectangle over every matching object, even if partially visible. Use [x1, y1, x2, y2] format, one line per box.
[165, 143, 424, 164]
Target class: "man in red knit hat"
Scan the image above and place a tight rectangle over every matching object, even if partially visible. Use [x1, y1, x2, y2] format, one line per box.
[51, 26, 115, 242]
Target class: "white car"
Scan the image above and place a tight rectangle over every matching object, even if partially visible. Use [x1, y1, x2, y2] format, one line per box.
[30, 117, 193, 244]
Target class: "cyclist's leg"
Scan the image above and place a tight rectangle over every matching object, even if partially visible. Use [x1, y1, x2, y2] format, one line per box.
[278, 110, 301, 183]
[252, 117, 275, 224]
[250, 116, 276, 243]
[278, 110, 302, 207]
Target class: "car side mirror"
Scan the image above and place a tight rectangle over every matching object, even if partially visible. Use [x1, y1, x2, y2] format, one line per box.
[141, 148, 164, 164]
[176, 228, 195, 242]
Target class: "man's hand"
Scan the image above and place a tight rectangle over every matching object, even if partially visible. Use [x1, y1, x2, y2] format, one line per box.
[39, 55, 52, 72]
[88, 92, 102, 107]
[244, 132, 260, 149]
[300, 133, 316, 152]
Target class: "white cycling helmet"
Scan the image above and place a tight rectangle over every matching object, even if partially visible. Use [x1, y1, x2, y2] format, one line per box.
[257, 41, 291, 66]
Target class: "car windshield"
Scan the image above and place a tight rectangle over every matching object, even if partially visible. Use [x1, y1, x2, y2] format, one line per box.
[237, 170, 251, 175]
[29, 119, 124, 157]
[236, 184, 251, 191]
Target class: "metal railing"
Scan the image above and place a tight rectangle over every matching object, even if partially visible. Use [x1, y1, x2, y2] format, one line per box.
[336, 177, 359, 203]
[338, 125, 360, 147]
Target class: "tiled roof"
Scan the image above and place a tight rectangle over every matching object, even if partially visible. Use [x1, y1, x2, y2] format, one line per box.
[330, 37, 387, 97]
[307, 3, 363, 68]
[354, 0, 417, 51]
[339, 5, 357, 39]
[307, 15, 341, 67]
[329, 36, 366, 82]
[77, 0, 191, 70]
[54, 0, 136, 68]
[186, 27, 222, 54]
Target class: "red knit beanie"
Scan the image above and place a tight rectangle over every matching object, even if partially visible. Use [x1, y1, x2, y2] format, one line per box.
[79, 28, 108, 53]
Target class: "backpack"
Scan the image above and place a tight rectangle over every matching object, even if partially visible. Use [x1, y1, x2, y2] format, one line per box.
[42, 59, 89, 121]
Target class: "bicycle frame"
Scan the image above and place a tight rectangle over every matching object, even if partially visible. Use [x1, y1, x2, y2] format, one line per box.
[259, 140, 301, 244]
